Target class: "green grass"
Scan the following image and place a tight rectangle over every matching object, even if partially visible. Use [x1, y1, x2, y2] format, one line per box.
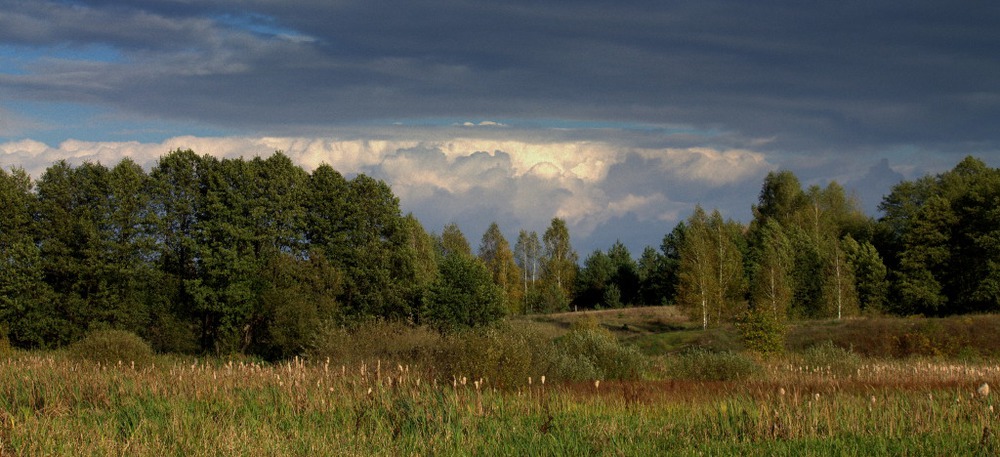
[2, 348, 1000, 455]
[6, 312, 1000, 454]
[517, 308, 1000, 358]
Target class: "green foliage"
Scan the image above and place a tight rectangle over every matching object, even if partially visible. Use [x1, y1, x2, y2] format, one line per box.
[636, 245, 671, 306]
[433, 323, 553, 388]
[478, 222, 523, 314]
[797, 340, 861, 377]
[14, 148, 1000, 364]
[749, 171, 872, 321]
[667, 348, 762, 381]
[540, 218, 578, 306]
[513, 229, 542, 311]
[677, 206, 746, 329]
[249, 250, 342, 360]
[67, 329, 155, 366]
[526, 280, 571, 314]
[437, 222, 472, 258]
[575, 240, 639, 309]
[737, 308, 786, 354]
[747, 219, 793, 318]
[879, 156, 1000, 315]
[421, 253, 506, 331]
[309, 318, 647, 385]
[549, 326, 648, 381]
[753, 170, 805, 227]
[843, 236, 888, 314]
[575, 249, 614, 308]
[0, 167, 59, 348]
[309, 319, 441, 365]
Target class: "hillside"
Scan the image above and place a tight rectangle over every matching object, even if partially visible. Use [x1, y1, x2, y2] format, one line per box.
[514, 307, 1000, 359]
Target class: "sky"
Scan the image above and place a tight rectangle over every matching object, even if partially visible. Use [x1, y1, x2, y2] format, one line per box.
[2, 1, 999, 256]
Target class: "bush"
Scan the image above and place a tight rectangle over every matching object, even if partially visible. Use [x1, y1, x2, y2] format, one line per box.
[433, 323, 551, 388]
[737, 310, 786, 354]
[549, 327, 648, 381]
[67, 329, 155, 367]
[797, 340, 862, 377]
[309, 319, 441, 366]
[667, 348, 761, 381]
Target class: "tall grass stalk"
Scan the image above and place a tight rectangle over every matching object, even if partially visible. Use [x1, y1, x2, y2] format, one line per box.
[0, 351, 997, 455]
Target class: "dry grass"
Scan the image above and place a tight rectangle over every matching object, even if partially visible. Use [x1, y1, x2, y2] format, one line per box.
[2, 348, 1000, 455]
[7, 313, 1000, 454]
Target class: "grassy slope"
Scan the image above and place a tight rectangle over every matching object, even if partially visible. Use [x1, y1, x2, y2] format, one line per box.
[514, 307, 1000, 359]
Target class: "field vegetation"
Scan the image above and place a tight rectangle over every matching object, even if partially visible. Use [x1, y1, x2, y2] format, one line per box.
[5, 148, 1000, 453]
[2, 311, 1000, 455]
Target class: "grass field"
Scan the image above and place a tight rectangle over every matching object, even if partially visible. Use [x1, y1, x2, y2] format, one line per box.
[3, 310, 1000, 455]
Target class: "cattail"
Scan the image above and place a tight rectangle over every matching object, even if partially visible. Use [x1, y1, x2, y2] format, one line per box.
[778, 388, 786, 396]
[594, 380, 600, 390]
[978, 383, 991, 397]
[528, 377, 532, 386]
[814, 393, 820, 401]
[541, 376, 546, 386]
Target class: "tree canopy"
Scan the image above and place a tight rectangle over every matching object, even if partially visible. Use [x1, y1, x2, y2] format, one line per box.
[3, 152, 999, 359]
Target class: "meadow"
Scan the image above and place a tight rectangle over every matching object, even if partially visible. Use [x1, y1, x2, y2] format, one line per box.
[2, 309, 1000, 455]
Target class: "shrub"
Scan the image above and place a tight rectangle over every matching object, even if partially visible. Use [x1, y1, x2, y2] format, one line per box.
[797, 340, 862, 376]
[549, 327, 648, 381]
[737, 310, 786, 354]
[433, 323, 551, 388]
[67, 329, 155, 367]
[667, 348, 761, 381]
[309, 319, 441, 366]
[309, 318, 649, 387]
[569, 314, 601, 331]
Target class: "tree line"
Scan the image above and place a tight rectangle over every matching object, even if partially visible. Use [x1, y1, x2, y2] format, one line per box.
[0, 149, 584, 357]
[656, 156, 1000, 351]
[2, 151, 998, 357]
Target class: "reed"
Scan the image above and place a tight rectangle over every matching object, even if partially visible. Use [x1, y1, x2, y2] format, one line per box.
[0, 349, 996, 455]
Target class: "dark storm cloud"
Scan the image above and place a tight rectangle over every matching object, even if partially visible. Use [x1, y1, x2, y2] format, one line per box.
[2, 0, 998, 154]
